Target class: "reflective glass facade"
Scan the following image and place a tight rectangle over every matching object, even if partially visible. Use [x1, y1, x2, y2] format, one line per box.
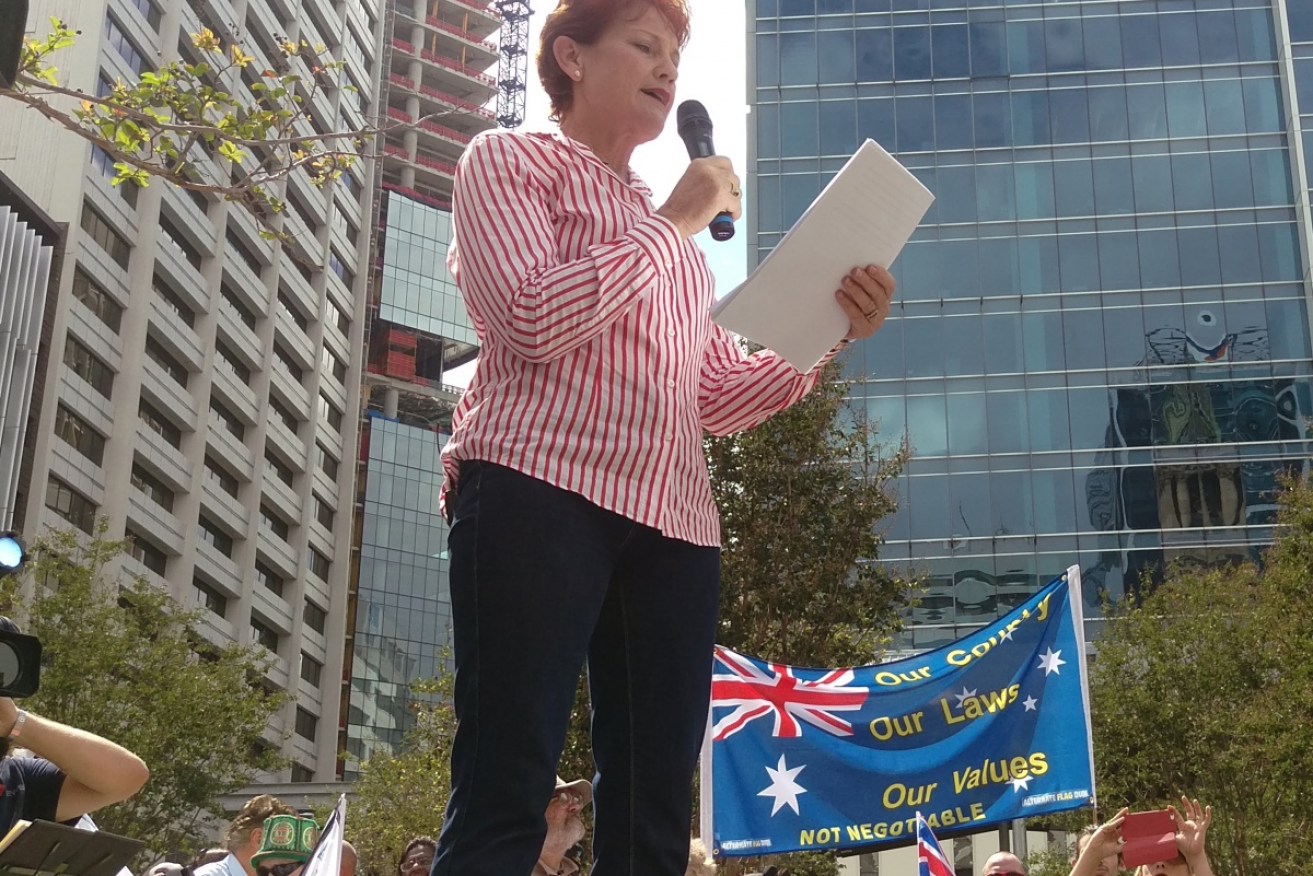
[345, 416, 452, 769]
[379, 194, 475, 345]
[751, 0, 1313, 649]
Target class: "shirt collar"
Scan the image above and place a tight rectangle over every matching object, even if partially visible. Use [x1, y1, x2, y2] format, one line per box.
[543, 130, 654, 198]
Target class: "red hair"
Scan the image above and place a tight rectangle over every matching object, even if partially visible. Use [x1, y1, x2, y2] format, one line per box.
[537, 0, 691, 120]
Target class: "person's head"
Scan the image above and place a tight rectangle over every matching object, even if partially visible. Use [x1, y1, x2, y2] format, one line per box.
[544, 776, 591, 851]
[396, 837, 435, 876]
[339, 841, 357, 876]
[982, 852, 1026, 876]
[1075, 827, 1119, 876]
[538, 0, 691, 134]
[1139, 858, 1188, 876]
[225, 795, 298, 876]
[249, 814, 319, 876]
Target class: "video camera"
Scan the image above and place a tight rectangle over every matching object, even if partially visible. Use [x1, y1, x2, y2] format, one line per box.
[0, 533, 40, 698]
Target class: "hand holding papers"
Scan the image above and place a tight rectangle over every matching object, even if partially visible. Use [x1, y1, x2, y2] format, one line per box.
[711, 140, 934, 371]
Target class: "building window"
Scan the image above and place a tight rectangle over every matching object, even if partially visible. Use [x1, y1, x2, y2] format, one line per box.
[203, 455, 239, 497]
[128, 0, 161, 30]
[159, 216, 203, 269]
[53, 404, 106, 465]
[317, 443, 339, 479]
[145, 334, 190, 387]
[225, 230, 265, 274]
[220, 283, 258, 331]
[265, 450, 294, 487]
[251, 616, 280, 653]
[294, 707, 317, 741]
[300, 653, 322, 687]
[303, 598, 327, 634]
[307, 546, 330, 582]
[325, 298, 349, 334]
[105, 15, 146, 74]
[46, 475, 97, 533]
[198, 515, 234, 557]
[328, 250, 354, 285]
[255, 561, 285, 598]
[131, 463, 175, 511]
[64, 335, 115, 398]
[318, 394, 343, 431]
[90, 146, 138, 206]
[259, 504, 290, 540]
[139, 399, 182, 448]
[209, 398, 245, 439]
[269, 397, 300, 434]
[80, 203, 131, 268]
[215, 341, 252, 383]
[273, 342, 304, 383]
[290, 763, 314, 783]
[278, 290, 310, 332]
[127, 528, 168, 574]
[154, 276, 196, 327]
[71, 268, 124, 333]
[193, 577, 228, 617]
[321, 346, 347, 384]
[313, 494, 333, 530]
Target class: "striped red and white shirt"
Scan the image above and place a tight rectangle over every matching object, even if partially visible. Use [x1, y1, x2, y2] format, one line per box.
[441, 130, 836, 547]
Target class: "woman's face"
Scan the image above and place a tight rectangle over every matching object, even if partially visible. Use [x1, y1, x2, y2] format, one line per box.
[399, 845, 433, 876]
[564, 4, 680, 144]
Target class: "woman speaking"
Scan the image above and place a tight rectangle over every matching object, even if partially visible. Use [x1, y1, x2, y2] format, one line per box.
[431, 1, 895, 874]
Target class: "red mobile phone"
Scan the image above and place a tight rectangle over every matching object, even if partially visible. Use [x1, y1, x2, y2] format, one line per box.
[1120, 809, 1178, 867]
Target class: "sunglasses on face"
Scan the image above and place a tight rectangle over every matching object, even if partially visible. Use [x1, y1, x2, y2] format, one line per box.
[258, 862, 302, 876]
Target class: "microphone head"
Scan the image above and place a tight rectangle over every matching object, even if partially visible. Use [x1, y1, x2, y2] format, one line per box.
[676, 99, 713, 140]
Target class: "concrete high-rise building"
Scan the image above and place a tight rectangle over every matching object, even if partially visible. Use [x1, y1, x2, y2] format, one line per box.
[0, 0, 384, 781]
[751, 2, 1313, 868]
[342, 0, 513, 772]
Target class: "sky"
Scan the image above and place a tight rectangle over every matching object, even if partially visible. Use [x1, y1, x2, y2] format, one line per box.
[447, 1, 749, 387]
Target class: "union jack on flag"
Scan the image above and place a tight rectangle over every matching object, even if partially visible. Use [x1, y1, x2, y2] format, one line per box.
[710, 645, 870, 741]
[916, 812, 953, 876]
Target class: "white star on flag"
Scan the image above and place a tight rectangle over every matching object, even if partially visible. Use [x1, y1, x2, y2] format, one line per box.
[1022, 695, 1038, 712]
[953, 686, 978, 708]
[998, 625, 1014, 642]
[1037, 647, 1066, 676]
[758, 754, 807, 816]
[1009, 775, 1032, 792]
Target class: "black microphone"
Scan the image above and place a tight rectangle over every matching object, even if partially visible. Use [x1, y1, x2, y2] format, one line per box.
[675, 99, 735, 242]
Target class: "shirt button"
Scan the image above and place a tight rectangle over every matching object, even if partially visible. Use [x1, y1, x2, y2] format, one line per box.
[666, 379, 675, 388]
[667, 328, 676, 337]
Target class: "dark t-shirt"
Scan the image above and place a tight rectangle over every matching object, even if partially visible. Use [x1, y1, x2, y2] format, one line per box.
[0, 757, 66, 834]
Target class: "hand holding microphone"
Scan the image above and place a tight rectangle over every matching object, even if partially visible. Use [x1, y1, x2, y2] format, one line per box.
[656, 100, 740, 241]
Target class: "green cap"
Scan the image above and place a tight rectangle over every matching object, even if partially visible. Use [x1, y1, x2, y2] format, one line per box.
[250, 815, 319, 868]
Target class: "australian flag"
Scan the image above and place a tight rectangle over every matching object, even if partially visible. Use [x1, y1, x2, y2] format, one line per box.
[701, 567, 1095, 859]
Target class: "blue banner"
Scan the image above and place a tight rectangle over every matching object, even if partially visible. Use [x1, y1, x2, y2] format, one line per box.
[700, 566, 1094, 858]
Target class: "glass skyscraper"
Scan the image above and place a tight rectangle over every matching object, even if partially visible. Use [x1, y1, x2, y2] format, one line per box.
[750, 0, 1313, 656]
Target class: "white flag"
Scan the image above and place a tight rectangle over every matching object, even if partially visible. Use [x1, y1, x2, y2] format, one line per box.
[301, 795, 347, 876]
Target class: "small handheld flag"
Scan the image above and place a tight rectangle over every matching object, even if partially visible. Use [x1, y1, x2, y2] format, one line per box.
[916, 812, 953, 876]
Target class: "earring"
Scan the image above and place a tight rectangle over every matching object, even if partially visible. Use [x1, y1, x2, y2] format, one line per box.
[572, 69, 582, 81]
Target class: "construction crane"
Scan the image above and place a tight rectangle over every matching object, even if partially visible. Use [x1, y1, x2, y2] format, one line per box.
[495, 0, 531, 128]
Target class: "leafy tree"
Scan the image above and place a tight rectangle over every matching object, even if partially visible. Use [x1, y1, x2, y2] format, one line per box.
[1086, 474, 1313, 876]
[5, 17, 418, 232]
[707, 361, 910, 668]
[0, 526, 288, 865]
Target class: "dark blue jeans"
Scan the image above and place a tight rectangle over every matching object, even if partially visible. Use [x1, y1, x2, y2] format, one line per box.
[432, 462, 720, 876]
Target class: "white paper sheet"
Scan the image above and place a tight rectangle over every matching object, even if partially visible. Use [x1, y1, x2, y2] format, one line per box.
[711, 139, 935, 371]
